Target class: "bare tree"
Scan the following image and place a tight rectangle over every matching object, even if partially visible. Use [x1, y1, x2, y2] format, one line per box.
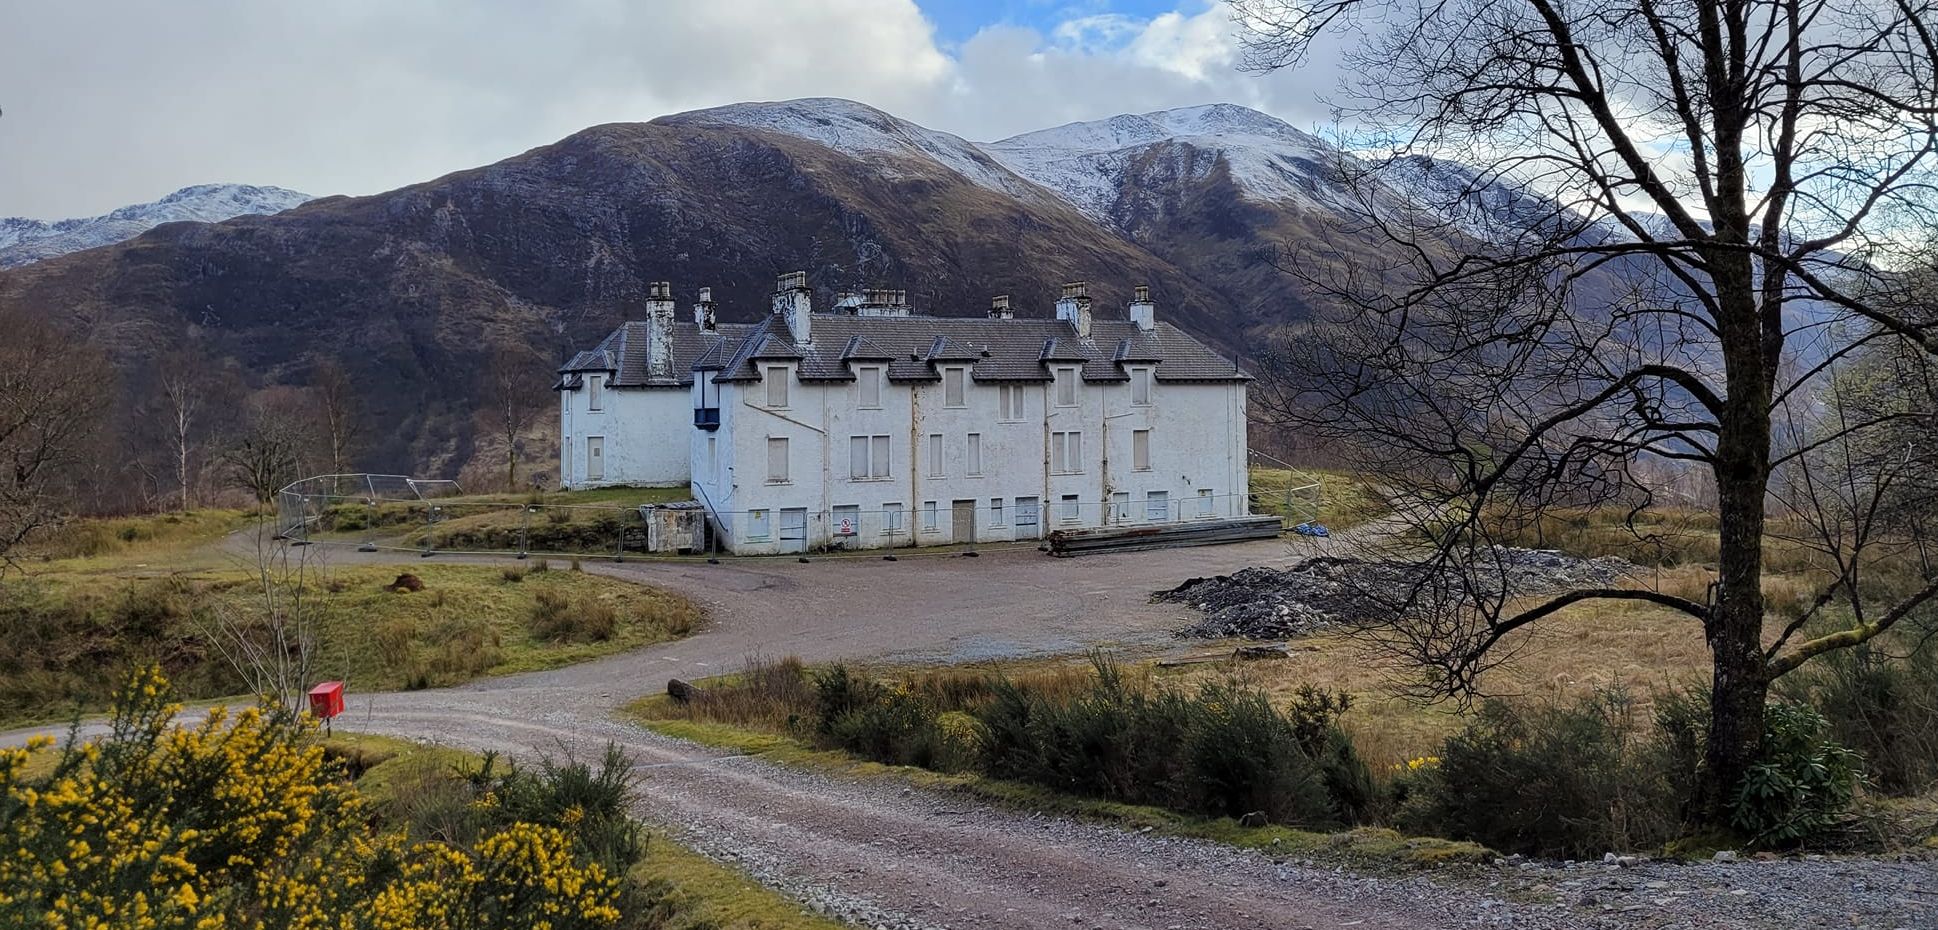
[1233, 0, 1938, 822]
[154, 348, 213, 513]
[480, 344, 549, 492]
[311, 356, 360, 475]
[196, 522, 325, 711]
[0, 306, 101, 572]
[222, 392, 313, 509]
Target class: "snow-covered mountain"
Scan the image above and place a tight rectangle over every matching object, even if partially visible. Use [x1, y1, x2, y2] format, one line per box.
[0, 184, 312, 268]
[982, 103, 1351, 223]
[663, 98, 1058, 206]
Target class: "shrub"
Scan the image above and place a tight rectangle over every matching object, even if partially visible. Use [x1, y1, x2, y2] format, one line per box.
[501, 566, 526, 583]
[1786, 642, 1938, 796]
[0, 667, 628, 930]
[1731, 700, 1862, 847]
[1397, 690, 1682, 858]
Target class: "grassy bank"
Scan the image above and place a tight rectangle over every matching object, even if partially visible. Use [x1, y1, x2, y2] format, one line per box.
[623, 700, 1491, 871]
[1, 512, 701, 729]
[333, 732, 846, 930]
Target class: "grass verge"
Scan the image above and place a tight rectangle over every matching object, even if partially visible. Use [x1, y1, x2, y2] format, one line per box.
[340, 731, 844, 930]
[622, 700, 1492, 872]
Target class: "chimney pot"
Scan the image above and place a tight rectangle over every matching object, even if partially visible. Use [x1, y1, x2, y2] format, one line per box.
[989, 294, 1013, 320]
[773, 271, 812, 343]
[1055, 282, 1093, 338]
[1129, 283, 1156, 332]
[693, 286, 717, 331]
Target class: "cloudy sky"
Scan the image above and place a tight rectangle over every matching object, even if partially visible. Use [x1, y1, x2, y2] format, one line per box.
[0, 0, 1358, 219]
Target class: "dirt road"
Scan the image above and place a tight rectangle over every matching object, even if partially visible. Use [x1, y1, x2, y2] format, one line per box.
[9, 537, 1933, 928]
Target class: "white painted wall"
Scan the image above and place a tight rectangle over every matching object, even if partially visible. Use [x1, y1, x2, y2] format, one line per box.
[558, 375, 691, 488]
[703, 360, 1249, 555]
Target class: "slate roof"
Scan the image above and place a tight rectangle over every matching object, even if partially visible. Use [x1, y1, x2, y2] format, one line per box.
[560, 312, 1249, 389]
[557, 321, 757, 387]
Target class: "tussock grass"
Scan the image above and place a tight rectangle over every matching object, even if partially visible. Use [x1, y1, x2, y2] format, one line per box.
[0, 564, 701, 728]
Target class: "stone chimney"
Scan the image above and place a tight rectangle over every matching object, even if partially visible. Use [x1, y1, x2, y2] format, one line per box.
[835, 288, 912, 317]
[646, 280, 676, 378]
[1128, 284, 1155, 332]
[988, 294, 1013, 320]
[1055, 281, 1092, 338]
[693, 286, 717, 332]
[773, 271, 812, 344]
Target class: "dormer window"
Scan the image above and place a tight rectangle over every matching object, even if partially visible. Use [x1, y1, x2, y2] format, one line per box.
[1054, 366, 1078, 407]
[588, 375, 604, 411]
[857, 365, 883, 409]
[1130, 368, 1153, 406]
[943, 367, 968, 408]
[764, 365, 790, 409]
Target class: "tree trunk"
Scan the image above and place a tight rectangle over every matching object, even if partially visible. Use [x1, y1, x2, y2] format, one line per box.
[1699, 240, 1777, 829]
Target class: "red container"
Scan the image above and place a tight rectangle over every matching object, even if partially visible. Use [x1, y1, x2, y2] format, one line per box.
[307, 681, 345, 720]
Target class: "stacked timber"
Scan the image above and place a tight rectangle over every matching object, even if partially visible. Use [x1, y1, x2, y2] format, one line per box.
[1047, 515, 1283, 557]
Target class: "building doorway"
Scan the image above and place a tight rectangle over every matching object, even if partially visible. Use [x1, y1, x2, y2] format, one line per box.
[779, 507, 808, 553]
[951, 499, 976, 544]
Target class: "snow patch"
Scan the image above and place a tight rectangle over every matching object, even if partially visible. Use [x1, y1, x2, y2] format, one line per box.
[0, 184, 312, 268]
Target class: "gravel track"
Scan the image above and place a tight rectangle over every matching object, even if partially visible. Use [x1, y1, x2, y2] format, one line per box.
[7, 532, 1933, 929]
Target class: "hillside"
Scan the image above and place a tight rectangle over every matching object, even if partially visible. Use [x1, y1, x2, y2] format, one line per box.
[0, 98, 1479, 486]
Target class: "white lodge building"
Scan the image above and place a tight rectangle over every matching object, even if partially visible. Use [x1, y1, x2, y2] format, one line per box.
[557, 274, 1252, 555]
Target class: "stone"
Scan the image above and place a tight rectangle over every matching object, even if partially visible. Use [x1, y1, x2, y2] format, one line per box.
[1239, 811, 1269, 828]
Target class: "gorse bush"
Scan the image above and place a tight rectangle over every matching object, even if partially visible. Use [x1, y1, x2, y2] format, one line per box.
[0, 667, 626, 930]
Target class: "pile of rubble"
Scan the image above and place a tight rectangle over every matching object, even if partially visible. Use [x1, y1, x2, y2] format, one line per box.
[1158, 548, 1636, 640]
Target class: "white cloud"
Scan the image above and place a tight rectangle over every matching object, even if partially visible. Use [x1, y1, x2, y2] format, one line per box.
[0, 0, 1348, 218]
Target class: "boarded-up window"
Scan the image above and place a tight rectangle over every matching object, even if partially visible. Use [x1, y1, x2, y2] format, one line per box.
[1060, 494, 1081, 523]
[1000, 385, 1026, 420]
[586, 436, 604, 480]
[922, 500, 939, 531]
[1132, 429, 1151, 471]
[1051, 431, 1082, 474]
[747, 508, 771, 538]
[706, 437, 717, 474]
[1146, 490, 1169, 522]
[765, 367, 789, 408]
[966, 433, 983, 476]
[1112, 491, 1130, 522]
[990, 498, 1006, 525]
[767, 437, 789, 483]
[858, 366, 882, 408]
[881, 502, 904, 535]
[1131, 368, 1152, 406]
[849, 434, 891, 479]
[1198, 488, 1215, 517]
[928, 434, 944, 477]
[833, 504, 860, 536]
[944, 367, 967, 407]
[588, 375, 604, 411]
[1055, 367, 1078, 407]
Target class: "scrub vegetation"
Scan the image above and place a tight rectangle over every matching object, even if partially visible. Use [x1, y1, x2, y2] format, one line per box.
[0, 512, 700, 729]
[0, 669, 833, 930]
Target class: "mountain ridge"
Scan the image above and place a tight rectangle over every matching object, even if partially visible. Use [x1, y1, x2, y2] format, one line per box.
[0, 183, 312, 268]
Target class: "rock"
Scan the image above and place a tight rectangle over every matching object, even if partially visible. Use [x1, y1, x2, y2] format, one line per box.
[667, 678, 705, 704]
[1714, 850, 1739, 862]
[1603, 852, 1619, 864]
[385, 572, 424, 593]
[1239, 811, 1269, 827]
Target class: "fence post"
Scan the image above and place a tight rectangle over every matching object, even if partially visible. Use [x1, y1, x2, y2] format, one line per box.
[518, 505, 533, 560]
[420, 505, 441, 558]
